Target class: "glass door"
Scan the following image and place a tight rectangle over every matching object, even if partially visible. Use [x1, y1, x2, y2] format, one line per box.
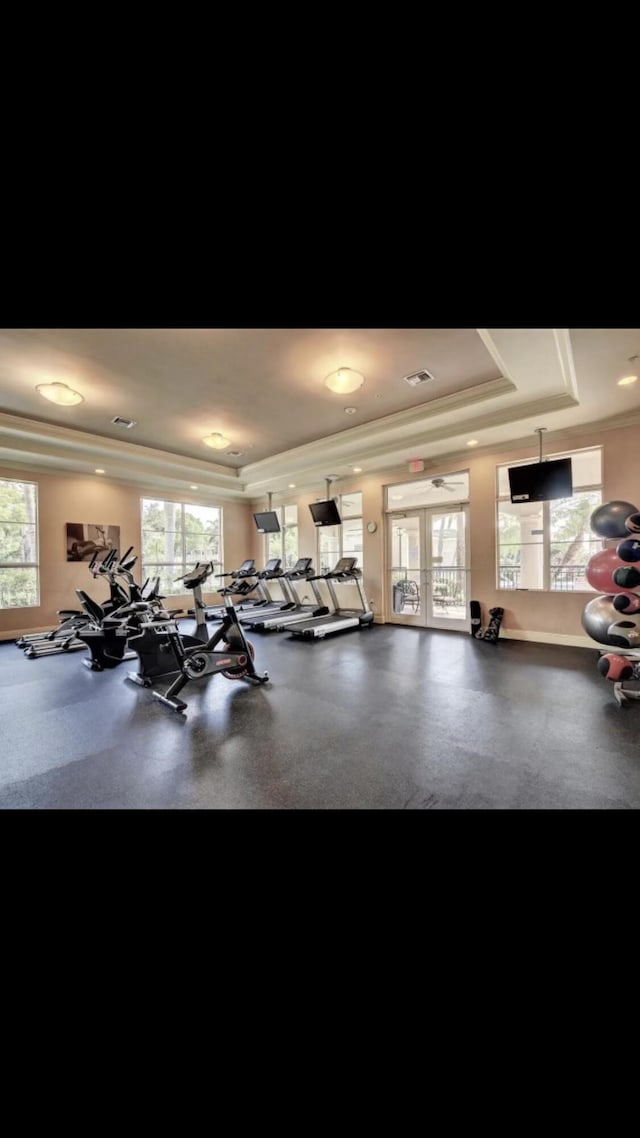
[387, 507, 469, 631]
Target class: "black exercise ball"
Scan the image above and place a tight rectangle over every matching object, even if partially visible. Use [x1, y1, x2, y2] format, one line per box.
[613, 565, 640, 591]
[590, 500, 639, 539]
[613, 591, 640, 614]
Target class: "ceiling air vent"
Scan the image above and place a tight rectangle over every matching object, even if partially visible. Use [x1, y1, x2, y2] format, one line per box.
[111, 416, 137, 429]
[404, 369, 435, 387]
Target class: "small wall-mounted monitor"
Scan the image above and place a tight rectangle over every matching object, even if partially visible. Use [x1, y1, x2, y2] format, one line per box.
[253, 511, 281, 533]
[508, 458, 573, 503]
[309, 499, 342, 527]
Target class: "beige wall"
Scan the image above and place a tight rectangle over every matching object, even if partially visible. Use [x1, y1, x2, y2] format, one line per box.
[0, 466, 252, 638]
[3, 419, 640, 641]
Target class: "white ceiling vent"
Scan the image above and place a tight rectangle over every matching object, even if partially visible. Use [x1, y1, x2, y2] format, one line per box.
[404, 369, 435, 387]
[111, 416, 137, 429]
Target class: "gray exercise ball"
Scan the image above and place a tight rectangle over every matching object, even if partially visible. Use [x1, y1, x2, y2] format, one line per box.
[590, 500, 639, 539]
[581, 595, 627, 646]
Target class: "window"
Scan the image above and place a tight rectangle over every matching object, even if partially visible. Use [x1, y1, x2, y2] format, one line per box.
[496, 448, 603, 591]
[141, 498, 222, 596]
[0, 478, 39, 609]
[318, 492, 363, 574]
[266, 505, 298, 569]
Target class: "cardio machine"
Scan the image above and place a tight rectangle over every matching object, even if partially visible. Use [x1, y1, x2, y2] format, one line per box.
[147, 601, 269, 713]
[125, 562, 215, 684]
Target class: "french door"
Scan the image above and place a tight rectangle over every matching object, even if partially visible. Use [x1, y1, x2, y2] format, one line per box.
[387, 505, 469, 631]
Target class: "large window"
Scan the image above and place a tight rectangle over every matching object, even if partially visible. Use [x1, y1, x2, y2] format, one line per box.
[0, 478, 39, 609]
[141, 498, 222, 596]
[266, 505, 298, 569]
[318, 492, 363, 574]
[496, 448, 603, 591]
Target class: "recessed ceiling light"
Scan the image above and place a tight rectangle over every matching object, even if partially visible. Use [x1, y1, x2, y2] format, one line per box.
[353, 466, 362, 473]
[203, 433, 231, 449]
[190, 485, 198, 490]
[618, 375, 637, 386]
[467, 439, 479, 446]
[95, 468, 105, 475]
[36, 381, 84, 406]
[344, 406, 357, 415]
[288, 483, 296, 489]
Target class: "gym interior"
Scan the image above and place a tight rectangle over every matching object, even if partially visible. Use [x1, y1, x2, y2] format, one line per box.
[1, 328, 639, 810]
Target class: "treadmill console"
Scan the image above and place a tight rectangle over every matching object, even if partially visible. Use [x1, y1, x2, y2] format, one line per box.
[236, 560, 255, 575]
[330, 558, 357, 575]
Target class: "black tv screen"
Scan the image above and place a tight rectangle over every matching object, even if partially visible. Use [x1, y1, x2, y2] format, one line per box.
[309, 499, 342, 527]
[253, 511, 281, 533]
[508, 458, 573, 503]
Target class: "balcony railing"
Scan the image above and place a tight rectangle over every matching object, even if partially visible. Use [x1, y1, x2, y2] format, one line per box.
[498, 564, 590, 591]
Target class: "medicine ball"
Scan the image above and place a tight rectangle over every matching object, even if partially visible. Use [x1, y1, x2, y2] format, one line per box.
[616, 538, 640, 563]
[612, 591, 640, 614]
[597, 653, 635, 681]
[625, 512, 640, 534]
[590, 500, 639, 539]
[612, 565, 640, 591]
[606, 616, 640, 649]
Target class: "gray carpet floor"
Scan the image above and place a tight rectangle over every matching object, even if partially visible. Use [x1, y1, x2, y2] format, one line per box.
[1, 622, 639, 809]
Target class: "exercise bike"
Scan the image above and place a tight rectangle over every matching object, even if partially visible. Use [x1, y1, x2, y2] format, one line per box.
[148, 600, 269, 713]
[126, 562, 221, 687]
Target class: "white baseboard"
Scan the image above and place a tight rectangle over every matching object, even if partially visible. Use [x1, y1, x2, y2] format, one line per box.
[499, 628, 597, 649]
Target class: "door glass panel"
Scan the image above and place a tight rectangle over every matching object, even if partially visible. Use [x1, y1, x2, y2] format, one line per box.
[390, 516, 422, 616]
[429, 511, 467, 621]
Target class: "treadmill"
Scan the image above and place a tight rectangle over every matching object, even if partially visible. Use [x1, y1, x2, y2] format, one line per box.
[243, 558, 328, 631]
[201, 559, 259, 620]
[236, 558, 294, 624]
[288, 558, 374, 640]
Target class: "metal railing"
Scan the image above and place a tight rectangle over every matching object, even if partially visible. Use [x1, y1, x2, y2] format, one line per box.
[498, 564, 589, 590]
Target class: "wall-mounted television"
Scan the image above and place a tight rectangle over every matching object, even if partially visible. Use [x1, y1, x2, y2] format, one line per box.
[508, 458, 573, 503]
[309, 499, 342, 527]
[253, 511, 281, 533]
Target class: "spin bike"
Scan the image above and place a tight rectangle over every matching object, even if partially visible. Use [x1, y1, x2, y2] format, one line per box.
[149, 600, 269, 713]
[126, 562, 215, 686]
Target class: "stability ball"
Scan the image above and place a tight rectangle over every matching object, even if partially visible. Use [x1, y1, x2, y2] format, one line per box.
[598, 654, 635, 681]
[590, 500, 639, 539]
[585, 548, 628, 595]
[625, 512, 640, 534]
[612, 591, 640, 614]
[582, 595, 625, 645]
[616, 538, 640, 563]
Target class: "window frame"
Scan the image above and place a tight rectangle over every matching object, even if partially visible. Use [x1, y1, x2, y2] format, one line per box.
[317, 491, 363, 575]
[140, 497, 223, 596]
[495, 447, 603, 593]
[266, 504, 299, 569]
[0, 477, 40, 610]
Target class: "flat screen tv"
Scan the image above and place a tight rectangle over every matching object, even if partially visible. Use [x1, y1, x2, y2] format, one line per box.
[309, 499, 342, 527]
[508, 458, 573, 503]
[253, 511, 281, 533]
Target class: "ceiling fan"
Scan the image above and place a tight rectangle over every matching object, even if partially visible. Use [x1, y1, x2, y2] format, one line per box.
[429, 477, 464, 492]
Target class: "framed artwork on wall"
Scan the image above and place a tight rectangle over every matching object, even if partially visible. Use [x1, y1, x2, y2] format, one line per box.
[66, 523, 120, 562]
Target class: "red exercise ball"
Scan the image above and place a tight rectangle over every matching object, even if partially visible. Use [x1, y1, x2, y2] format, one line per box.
[597, 653, 635, 681]
[585, 547, 629, 595]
